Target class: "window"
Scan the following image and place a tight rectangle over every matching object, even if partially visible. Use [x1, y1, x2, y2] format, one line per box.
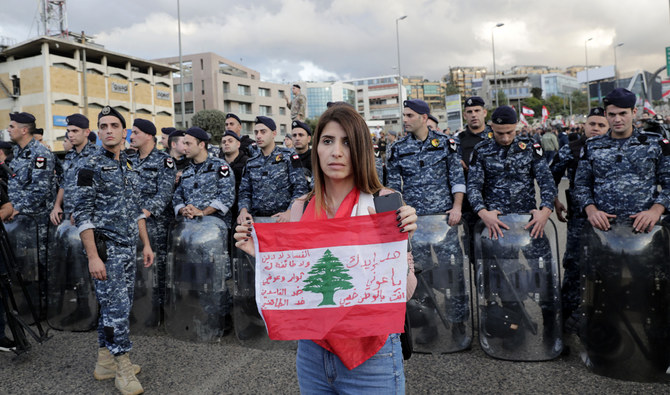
[174, 101, 194, 114]
[173, 83, 193, 93]
[280, 125, 286, 135]
[279, 107, 286, 115]
[259, 105, 272, 116]
[200, 58, 204, 70]
[238, 85, 251, 96]
[239, 103, 251, 114]
[223, 82, 229, 93]
[258, 87, 271, 97]
[201, 80, 205, 95]
[170, 60, 192, 78]
[202, 99, 206, 110]
[278, 89, 286, 98]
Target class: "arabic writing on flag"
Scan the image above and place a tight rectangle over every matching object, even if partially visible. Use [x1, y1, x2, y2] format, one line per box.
[252, 211, 408, 340]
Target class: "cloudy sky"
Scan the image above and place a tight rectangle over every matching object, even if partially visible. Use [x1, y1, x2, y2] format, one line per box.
[1, 0, 669, 83]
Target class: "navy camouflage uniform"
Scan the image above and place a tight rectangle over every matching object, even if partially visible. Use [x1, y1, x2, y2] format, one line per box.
[62, 142, 98, 214]
[128, 148, 177, 309]
[172, 155, 236, 328]
[238, 146, 309, 217]
[550, 135, 587, 321]
[467, 136, 558, 342]
[8, 138, 56, 312]
[73, 147, 144, 355]
[386, 129, 469, 341]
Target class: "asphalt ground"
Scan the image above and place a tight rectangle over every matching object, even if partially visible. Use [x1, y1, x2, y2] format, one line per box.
[1, 179, 669, 394]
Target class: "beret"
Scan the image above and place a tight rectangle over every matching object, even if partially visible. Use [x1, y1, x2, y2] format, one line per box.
[161, 127, 176, 135]
[293, 84, 301, 89]
[133, 118, 156, 136]
[255, 116, 276, 131]
[225, 113, 241, 123]
[427, 114, 439, 124]
[98, 106, 126, 129]
[291, 120, 312, 135]
[603, 88, 636, 109]
[185, 127, 210, 142]
[169, 129, 186, 138]
[388, 130, 398, 136]
[66, 114, 89, 129]
[32, 128, 44, 135]
[588, 107, 606, 118]
[0, 141, 13, 150]
[326, 101, 354, 109]
[464, 96, 485, 108]
[88, 132, 98, 143]
[9, 112, 36, 124]
[491, 106, 518, 125]
[222, 130, 241, 142]
[403, 99, 430, 115]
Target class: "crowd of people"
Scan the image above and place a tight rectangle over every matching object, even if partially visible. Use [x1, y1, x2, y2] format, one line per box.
[1, 85, 669, 394]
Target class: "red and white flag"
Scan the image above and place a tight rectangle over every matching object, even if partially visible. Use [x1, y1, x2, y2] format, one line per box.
[519, 113, 529, 127]
[541, 106, 550, 124]
[522, 106, 535, 117]
[252, 212, 408, 340]
[644, 100, 657, 116]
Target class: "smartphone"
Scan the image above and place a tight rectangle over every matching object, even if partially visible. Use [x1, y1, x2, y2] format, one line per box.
[374, 192, 403, 213]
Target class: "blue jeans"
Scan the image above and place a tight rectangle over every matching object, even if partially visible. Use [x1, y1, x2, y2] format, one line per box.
[296, 334, 405, 394]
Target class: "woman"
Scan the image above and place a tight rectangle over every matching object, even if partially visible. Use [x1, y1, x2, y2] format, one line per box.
[234, 104, 417, 394]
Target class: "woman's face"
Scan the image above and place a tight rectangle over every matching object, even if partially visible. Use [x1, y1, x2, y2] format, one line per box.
[318, 121, 352, 182]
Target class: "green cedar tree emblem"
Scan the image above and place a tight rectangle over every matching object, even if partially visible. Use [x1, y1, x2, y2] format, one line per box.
[302, 249, 354, 306]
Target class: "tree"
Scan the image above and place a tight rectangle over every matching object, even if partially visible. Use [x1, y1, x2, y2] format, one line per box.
[302, 249, 354, 306]
[531, 87, 543, 100]
[522, 97, 543, 118]
[191, 109, 227, 143]
[445, 83, 461, 96]
[571, 91, 588, 115]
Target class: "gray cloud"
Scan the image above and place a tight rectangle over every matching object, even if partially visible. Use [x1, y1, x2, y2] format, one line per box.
[1, 0, 668, 82]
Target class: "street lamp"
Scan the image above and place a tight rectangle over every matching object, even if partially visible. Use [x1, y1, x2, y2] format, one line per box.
[613, 42, 624, 88]
[585, 37, 593, 112]
[491, 22, 504, 107]
[396, 15, 407, 126]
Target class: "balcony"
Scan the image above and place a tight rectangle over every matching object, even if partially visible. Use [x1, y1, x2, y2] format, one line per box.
[223, 92, 255, 104]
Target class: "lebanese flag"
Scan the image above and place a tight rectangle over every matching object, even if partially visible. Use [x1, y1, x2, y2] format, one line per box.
[541, 106, 550, 124]
[252, 211, 408, 340]
[519, 113, 529, 127]
[522, 106, 535, 117]
[644, 100, 657, 116]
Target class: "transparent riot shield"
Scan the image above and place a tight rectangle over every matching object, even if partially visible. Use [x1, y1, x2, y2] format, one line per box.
[46, 220, 97, 331]
[5, 214, 41, 323]
[232, 217, 295, 349]
[475, 214, 562, 361]
[408, 215, 473, 354]
[580, 218, 670, 382]
[129, 216, 162, 335]
[164, 216, 230, 342]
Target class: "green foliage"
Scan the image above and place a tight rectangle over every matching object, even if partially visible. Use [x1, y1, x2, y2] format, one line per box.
[190, 109, 227, 143]
[531, 87, 543, 100]
[303, 249, 354, 306]
[495, 90, 508, 106]
[445, 83, 461, 96]
[522, 97, 543, 117]
[305, 118, 319, 134]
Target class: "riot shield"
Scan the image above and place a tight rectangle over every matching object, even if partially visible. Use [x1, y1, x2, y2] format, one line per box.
[164, 216, 230, 342]
[46, 220, 97, 331]
[5, 214, 41, 323]
[407, 215, 473, 354]
[232, 216, 296, 349]
[580, 218, 670, 382]
[129, 216, 162, 335]
[475, 214, 562, 361]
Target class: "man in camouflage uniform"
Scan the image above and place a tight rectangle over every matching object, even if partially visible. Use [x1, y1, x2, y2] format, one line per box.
[551, 107, 608, 331]
[574, 88, 670, 233]
[386, 99, 468, 345]
[285, 84, 307, 121]
[467, 106, 558, 349]
[128, 118, 177, 327]
[74, 106, 153, 394]
[7, 111, 55, 315]
[49, 113, 97, 326]
[172, 126, 236, 336]
[237, 116, 308, 224]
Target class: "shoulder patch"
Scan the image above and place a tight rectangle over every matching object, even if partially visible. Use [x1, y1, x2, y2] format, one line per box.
[165, 157, 175, 169]
[487, 131, 493, 139]
[219, 164, 230, 178]
[518, 142, 527, 150]
[431, 138, 440, 148]
[661, 138, 670, 156]
[532, 143, 543, 158]
[448, 138, 457, 153]
[291, 153, 302, 168]
[35, 156, 47, 169]
[77, 168, 94, 186]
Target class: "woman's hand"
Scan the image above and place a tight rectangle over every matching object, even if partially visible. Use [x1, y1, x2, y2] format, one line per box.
[396, 205, 417, 237]
[233, 220, 256, 256]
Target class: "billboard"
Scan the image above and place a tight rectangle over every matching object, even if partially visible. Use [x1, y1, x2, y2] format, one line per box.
[445, 94, 463, 133]
[577, 65, 615, 83]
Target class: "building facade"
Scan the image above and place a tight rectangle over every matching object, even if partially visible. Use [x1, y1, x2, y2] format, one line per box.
[540, 73, 580, 99]
[154, 52, 292, 137]
[0, 36, 175, 151]
[447, 67, 487, 98]
[404, 76, 447, 111]
[342, 75, 406, 126]
[302, 81, 356, 120]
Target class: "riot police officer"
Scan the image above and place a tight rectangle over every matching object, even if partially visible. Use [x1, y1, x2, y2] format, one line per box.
[291, 120, 312, 178]
[6, 111, 55, 314]
[386, 99, 467, 344]
[73, 106, 152, 394]
[128, 118, 177, 326]
[225, 113, 256, 157]
[550, 107, 608, 331]
[237, 116, 308, 223]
